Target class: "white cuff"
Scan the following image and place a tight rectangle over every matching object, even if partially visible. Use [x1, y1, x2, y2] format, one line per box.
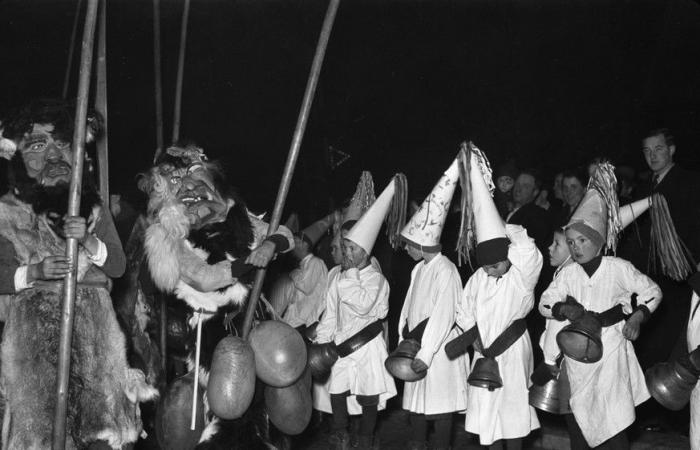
[14, 266, 33, 291]
[88, 238, 108, 267]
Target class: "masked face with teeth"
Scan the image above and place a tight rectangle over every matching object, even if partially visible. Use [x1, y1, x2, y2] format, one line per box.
[172, 162, 230, 229]
[19, 123, 73, 186]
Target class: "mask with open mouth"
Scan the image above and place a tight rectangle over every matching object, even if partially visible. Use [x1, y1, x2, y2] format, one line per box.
[175, 164, 229, 229]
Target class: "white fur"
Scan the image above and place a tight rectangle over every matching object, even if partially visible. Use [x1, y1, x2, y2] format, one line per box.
[175, 281, 249, 315]
[123, 369, 160, 404]
[198, 417, 220, 444]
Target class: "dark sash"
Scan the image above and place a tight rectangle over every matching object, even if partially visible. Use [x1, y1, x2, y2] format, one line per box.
[445, 318, 527, 360]
[336, 320, 384, 358]
[401, 317, 430, 341]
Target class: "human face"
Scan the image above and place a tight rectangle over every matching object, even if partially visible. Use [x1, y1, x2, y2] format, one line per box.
[482, 260, 511, 278]
[565, 228, 601, 264]
[342, 238, 368, 270]
[404, 244, 423, 262]
[562, 176, 585, 208]
[330, 234, 344, 265]
[172, 163, 229, 228]
[496, 176, 514, 194]
[553, 173, 564, 201]
[548, 232, 570, 267]
[19, 123, 72, 186]
[512, 174, 538, 207]
[642, 134, 675, 176]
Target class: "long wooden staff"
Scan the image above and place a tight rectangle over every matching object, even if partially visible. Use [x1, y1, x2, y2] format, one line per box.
[171, 0, 191, 143]
[241, 0, 341, 339]
[62, 0, 84, 99]
[52, 0, 100, 448]
[152, 0, 165, 162]
[95, 0, 109, 205]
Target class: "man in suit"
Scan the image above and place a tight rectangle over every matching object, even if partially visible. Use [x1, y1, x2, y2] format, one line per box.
[507, 169, 553, 256]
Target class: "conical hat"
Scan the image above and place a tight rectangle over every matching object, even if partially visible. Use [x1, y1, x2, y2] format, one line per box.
[401, 157, 460, 250]
[284, 213, 300, 233]
[343, 171, 375, 224]
[566, 189, 606, 247]
[470, 151, 506, 244]
[346, 179, 396, 255]
[300, 213, 335, 246]
[620, 197, 651, 229]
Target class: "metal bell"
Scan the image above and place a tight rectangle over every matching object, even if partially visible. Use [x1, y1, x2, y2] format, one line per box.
[307, 342, 338, 381]
[468, 357, 503, 391]
[645, 360, 698, 411]
[556, 311, 603, 363]
[385, 338, 426, 382]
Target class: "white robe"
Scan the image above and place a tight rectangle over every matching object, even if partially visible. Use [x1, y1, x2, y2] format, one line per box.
[540, 256, 662, 447]
[315, 263, 396, 405]
[457, 224, 542, 445]
[281, 254, 328, 328]
[688, 292, 700, 450]
[399, 254, 469, 415]
[539, 260, 573, 365]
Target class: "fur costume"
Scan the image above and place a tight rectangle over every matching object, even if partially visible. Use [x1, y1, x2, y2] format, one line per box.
[141, 160, 293, 449]
[0, 194, 157, 449]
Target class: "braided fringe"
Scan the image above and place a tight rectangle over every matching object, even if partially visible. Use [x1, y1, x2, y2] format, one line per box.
[456, 143, 473, 267]
[386, 173, 408, 249]
[353, 171, 376, 214]
[588, 162, 622, 252]
[649, 193, 695, 281]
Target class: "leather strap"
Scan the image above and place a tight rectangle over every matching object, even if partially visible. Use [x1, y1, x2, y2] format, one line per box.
[481, 318, 527, 358]
[596, 304, 627, 327]
[336, 320, 384, 358]
[444, 325, 479, 360]
[401, 317, 429, 341]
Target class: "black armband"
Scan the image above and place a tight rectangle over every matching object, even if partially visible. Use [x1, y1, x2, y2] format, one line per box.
[266, 234, 289, 253]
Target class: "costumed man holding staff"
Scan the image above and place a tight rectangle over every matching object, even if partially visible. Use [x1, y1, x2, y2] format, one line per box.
[0, 99, 157, 449]
[396, 153, 468, 450]
[454, 143, 541, 450]
[280, 214, 332, 337]
[138, 143, 295, 448]
[314, 174, 406, 450]
[539, 163, 662, 449]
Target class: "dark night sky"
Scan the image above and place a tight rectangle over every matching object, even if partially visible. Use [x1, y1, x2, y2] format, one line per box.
[2, 0, 700, 223]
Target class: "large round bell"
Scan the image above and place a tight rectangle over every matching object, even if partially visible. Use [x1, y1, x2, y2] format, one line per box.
[385, 339, 426, 382]
[207, 336, 256, 419]
[265, 368, 313, 435]
[529, 377, 561, 414]
[155, 372, 205, 450]
[556, 312, 603, 363]
[249, 320, 308, 387]
[307, 342, 338, 381]
[468, 357, 503, 391]
[645, 361, 698, 411]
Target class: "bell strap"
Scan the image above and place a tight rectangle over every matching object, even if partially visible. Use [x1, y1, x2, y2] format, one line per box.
[336, 320, 384, 358]
[444, 325, 480, 360]
[480, 318, 527, 358]
[401, 317, 430, 341]
[595, 304, 627, 327]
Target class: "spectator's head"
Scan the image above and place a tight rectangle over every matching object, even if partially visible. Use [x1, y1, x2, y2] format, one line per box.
[642, 128, 675, 176]
[494, 160, 518, 194]
[553, 172, 564, 201]
[512, 169, 541, 208]
[561, 169, 587, 210]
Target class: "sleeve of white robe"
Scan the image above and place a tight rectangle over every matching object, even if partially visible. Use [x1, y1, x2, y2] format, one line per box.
[338, 267, 388, 318]
[505, 224, 543, 296]
[290, 257, 325, 296]
[616, 258, 662, 314]
[397, 266, 418, 347]
[415, 263, 462, 367]
[539, 267, 570, 319]
[315, 283, 337, 344]
[456, 276, 478, 331]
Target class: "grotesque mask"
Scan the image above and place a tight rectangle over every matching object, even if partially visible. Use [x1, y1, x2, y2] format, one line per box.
[19, 123, 72, 186]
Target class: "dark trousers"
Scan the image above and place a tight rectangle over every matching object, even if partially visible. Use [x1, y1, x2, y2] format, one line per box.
[408, 412, 453, 448]
[330, 391, 379, 437]
[565, 414, 629, 450]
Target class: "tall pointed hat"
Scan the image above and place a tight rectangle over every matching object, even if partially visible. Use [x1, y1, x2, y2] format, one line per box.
[467, 143, 509, 266]
[299, 213, 335, 246]
[401, 155, 461, 251]
[284, 213, 300, 233]
[619, 197, 651, 229]
[346, 173, 408, 255]
[566, 162, 622, 252]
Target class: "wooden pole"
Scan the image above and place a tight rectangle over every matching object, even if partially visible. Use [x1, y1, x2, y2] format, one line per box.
[52, 0, 99, 448]
[62, 0, 84, 99]
[241, 0, 341, 339]
[153, 0, 164, 162]
[171, 0, 191, 144]
[95, 0, 109, 205]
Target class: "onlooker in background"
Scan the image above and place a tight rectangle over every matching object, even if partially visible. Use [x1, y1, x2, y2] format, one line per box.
[507, 169, 553, 255]
[494, 159, 518, 219]
[555, 168, 587, 227]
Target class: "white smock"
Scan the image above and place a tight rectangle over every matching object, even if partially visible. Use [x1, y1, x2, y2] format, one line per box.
[457, 224, 542, 445]
[399, 253, 468, 415]
[540, 256, 662, 447]
[688, 292, 700, 450]
[282, 253, 328, 328]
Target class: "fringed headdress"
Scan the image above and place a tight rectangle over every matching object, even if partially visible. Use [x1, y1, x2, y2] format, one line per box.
[649, 193, 695, 281]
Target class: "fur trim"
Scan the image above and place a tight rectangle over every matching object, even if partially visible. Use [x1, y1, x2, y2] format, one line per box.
[176, 281, 249, 315]
[124, 368, 160, 404]
[199, 417, 220, 444]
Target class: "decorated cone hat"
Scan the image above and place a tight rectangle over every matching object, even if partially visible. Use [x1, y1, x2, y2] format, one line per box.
[469, 147, 509, 266]
[620, 197, 651, 229]
[346, 174, 408, 255]
[284, 213, 300, 234]
[566, 162, 621, 252]
[300, 213, 335, 246]
[401, 157, 460, 251]
[343, 171, 376, 226]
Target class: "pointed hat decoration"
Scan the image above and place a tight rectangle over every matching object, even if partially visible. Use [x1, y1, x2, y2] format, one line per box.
[300, 213, 335, 246]
[467, 143, 509, 266]
[619, 197, 651, 230]
[401, 156, 460, 251]
[343, 171, 376, 225]
[566, 162, 621, 252]
[346, 173, 408, 255]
